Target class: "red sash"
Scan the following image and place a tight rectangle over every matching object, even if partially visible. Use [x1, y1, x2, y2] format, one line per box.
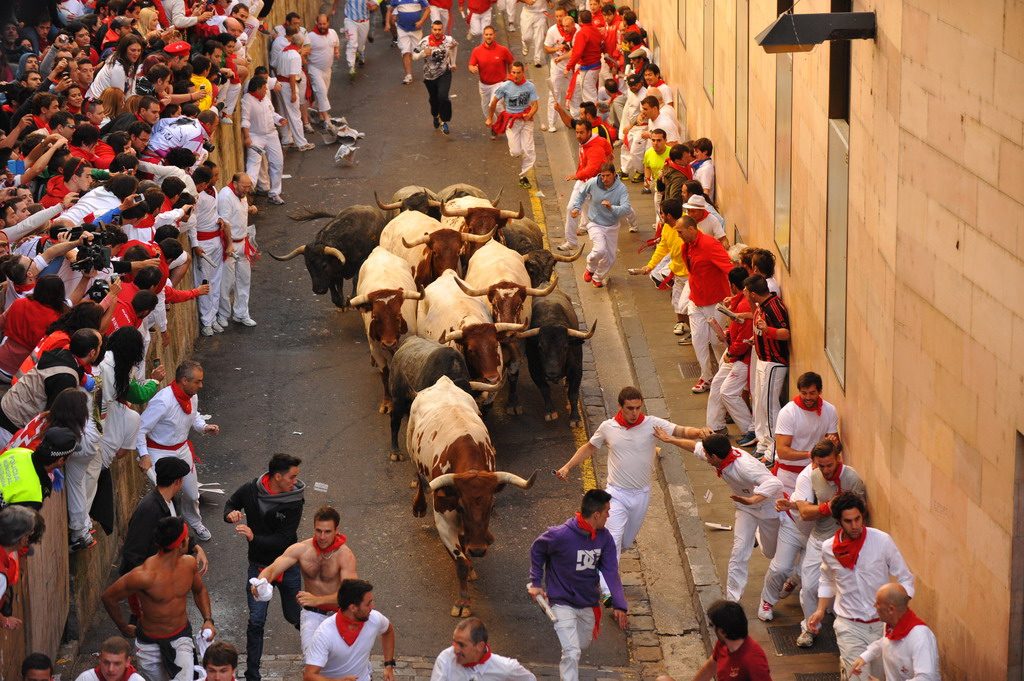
[490, 110, 528, 135]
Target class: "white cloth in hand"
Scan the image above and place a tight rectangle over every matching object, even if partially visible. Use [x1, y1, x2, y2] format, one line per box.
[249, 577, 273, 601]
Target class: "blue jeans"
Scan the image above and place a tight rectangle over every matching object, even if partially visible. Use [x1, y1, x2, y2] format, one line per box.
[245, 562, 301, 680]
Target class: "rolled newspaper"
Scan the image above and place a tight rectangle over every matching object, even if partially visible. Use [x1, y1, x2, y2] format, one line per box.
[248, 577, 273, 602]
[527, 583, 557, 622]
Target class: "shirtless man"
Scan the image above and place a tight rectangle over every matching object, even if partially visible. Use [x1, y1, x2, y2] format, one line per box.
[251, 506, 357, 657]
[101, 516, 216, 681]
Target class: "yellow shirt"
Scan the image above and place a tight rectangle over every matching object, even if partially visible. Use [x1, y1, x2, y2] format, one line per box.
[643, 146, 671, 179]
[645, 221, 689, 276]
[190, 75, 213, 111]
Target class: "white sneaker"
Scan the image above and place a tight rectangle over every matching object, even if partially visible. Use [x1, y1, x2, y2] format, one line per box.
[194, 524, 212, 542]
[233, 317, 257, 327]
[297, 143, 316, 152]
[628, 225, 639, 233]
[545, 126, 557, 133]
[757, 600, 774, 622]
[213, 319, 227, 332]
[673, 322, 688, 335]
[521, 45, 528, 55]
[268, 194, 285, 205]
[220, 115, 233, 125]
[402, 74, 413, 84]
[303, 123, 314, 133]
[796, 630, 815, 648]
[555, 242, 576, 252]
[201, 326, 214, 336]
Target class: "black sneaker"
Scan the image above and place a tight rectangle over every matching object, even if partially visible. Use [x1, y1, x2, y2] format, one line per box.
[70, 535, 97, 552]
[433, 115, 441, 129]
[518, 176, 531, 188]
[441, 122, 450, 135]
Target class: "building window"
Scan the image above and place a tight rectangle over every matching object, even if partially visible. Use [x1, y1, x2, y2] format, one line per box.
[773, 52, 792, 268]
[735, 0, 749, 174]
[703, 0, 714, 102]
[677, 0, 685, 46]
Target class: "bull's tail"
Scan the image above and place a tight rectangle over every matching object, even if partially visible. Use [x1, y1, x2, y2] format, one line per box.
[288, 207, 336, 221]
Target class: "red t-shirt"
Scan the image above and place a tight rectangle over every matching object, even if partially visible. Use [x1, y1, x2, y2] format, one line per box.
[713, 638, 773, 681]
[469, 42, 514, 85]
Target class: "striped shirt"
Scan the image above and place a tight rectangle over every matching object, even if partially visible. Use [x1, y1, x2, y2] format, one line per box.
[753, 293, 789, 364]
[345, 0, 371, 21]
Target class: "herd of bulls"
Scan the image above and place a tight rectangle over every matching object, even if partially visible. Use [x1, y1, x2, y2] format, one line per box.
[269, 183, 597, 616]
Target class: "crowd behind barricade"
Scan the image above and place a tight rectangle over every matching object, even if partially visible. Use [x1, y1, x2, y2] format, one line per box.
[0, 0, 943, 680]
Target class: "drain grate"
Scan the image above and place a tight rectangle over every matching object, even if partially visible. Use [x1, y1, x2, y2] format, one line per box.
[677, 360, 703, 380]
[795, 674, 841, 681]
[766, 622, 840, 656]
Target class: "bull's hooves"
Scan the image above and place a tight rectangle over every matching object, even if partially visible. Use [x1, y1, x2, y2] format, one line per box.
[468, 569, 479, 581]
[569, 419, 581, 428]
[544, 412, 559, 421]
[506, 405, 523, 415]
[390, 452, 405, 462]
[413, 506, 427, 517]
[408, 479, 418, 488]
[379, 403, 394, 415]
[450, 604, 472, 618]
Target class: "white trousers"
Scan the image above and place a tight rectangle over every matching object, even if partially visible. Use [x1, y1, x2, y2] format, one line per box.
[194, 236, 225, 327]
[551, 604, 595, 681]
[496, 0, 517, 24]
[479, 81, 501, 118]
[520, 9, 546, 63]
[707, 354, 752, 432]
[99, 403, 141, 468]
[145, 444, 203, 532]
[135, 634, 195, 681]
[800, 534, 825, 630]
[65, 437, 102, 539]
[690, 303, 726, 382]
[345, 18, 370, 70]
[834, 617, 884, 680]
[727, 508, 779, 601]
[597, 484, 650, 596]
[567, 68, 599, 116]
[279, 81, 308, 147]
[670, 275, 690, 315]
[219, 251, 252, 322]
[308, 64, 333, 112]
[620, 127, 647, 175]
[300, 609, 330, 658]
[506, 118, 536, 176]
[760, 512, 808, 606]
[246, 132, 284, 197]
[216, 81, 241, 116]
[429, 6, 449, 27]
[585, 222, 619, 282]
[547, 64, 570, 128]
[752, 359, 787, 454]
[563, 180, 589, 246]
[469, 9, 491, 39]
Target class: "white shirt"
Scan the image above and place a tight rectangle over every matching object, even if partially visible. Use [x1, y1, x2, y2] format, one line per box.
[59, 186, 121, 225]
[772, 399, 839, 491]
[192, 190, 220, 245]
[307, 28, 340, 71]
[693, 442, 782, 517]
[162, 0, 201, 28]
[819, 528, 915, 621]
[431, 646, 536, 681]
[861, 622, 941, 681]
[149, 117, 209, 157]
[693, 158, 715, 201]
[137, 161, 198, 196]
[784, 465, 816, 538]
[648, 109, 680, 144]
[696, 213, 725, 240]
[75, 668, 146, 681]
[136, 385, 208, 459]
[650, 82, 673, 106]
[543, 25, 570, 67]
[619, 87, 646, 134]
[86, 60, 134, 100]
[217, 186, 248, 240]
[277, 48, 304, 80]
[242, 92, 283, 136]
[589, 415, 676, 490]
[306, 610, 390, 681]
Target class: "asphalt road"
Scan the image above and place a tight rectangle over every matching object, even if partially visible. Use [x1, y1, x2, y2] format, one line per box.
[76, 11, 627, 672]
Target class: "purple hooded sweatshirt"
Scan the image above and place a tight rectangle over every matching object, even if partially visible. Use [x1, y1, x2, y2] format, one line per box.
[529, 516, 627, 611]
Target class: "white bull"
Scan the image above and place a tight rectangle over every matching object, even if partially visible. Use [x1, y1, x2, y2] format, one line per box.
[379, 211, 492, 289]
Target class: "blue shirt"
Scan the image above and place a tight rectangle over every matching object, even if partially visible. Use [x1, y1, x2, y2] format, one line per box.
[493, 79, 539, 114]
[390, 0, 428, 32]
[345, 0, 371, 21]
[571, 175, 632, 226]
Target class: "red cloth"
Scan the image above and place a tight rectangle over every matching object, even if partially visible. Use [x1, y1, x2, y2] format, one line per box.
[886, 609, 927, 641]
[164, 284, 203, 304]
[566, 23, 603, 71]
[714, 449, 740, 477]
[1, 298, 61, 352]
[792, 395, 823, 415]
[31, 114, 51, 132]
[14, 330, 70, 384]
[490, 110, 527, 135]
[94, 663, 140, 681]
[68, 144, 98, 164]
[4, 412, 50, 451]
[335, 613, 366, 646]
[574, 134, 612, 181]
[665, 159, 693, 180]
[40, 175, 70, 207]
[314, 533, 348, 556]
[832, 527, 867, 570]
[430, 0, 453, 8]
[107, 300, 142, 334]
[681, 231, 732, 306]
[165, 523, 190, 550]
[725, 293, 753, 361]
[469, 42, 514, 85]
[613, 410, 645, 429]
[462, 644, 492, 667]
[466, 0, 494, 13]
[0, 546, 20, 589]
[574, 512, 597, 540]
[93, 140, 116, 169]
[170, 380, 193, 414]
[712, 638, 773, 681]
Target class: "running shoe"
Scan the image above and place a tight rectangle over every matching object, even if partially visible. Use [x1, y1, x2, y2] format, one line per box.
[402, 73, 413, 84]
[518, 176, 531, 188]
[433, 114, 441, 129]
[441, 122, 450, 135]
[583, 269, 593, 282]
[757, 600, 774, 622]
[691, 378, 710, 394]
[736, 431, 758, 447]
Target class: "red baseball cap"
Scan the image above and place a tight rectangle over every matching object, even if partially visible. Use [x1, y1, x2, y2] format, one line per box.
[164, 40, 191, 55]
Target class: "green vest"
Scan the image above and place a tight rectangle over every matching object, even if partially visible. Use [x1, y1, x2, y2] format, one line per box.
[0, 448, 43, 507]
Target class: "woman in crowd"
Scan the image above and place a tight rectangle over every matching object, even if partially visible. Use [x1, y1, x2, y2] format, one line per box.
[0, 275, 69, 382]
[86, 34, 145, 101]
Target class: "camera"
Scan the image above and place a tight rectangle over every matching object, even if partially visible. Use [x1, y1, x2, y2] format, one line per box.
[84, 278, 110, 303]
[69, 222, 126, 272]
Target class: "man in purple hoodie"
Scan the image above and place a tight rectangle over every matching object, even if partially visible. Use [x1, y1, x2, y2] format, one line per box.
[528, 489, 628, 681]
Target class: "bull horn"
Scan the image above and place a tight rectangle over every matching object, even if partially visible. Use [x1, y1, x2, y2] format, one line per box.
[267, 244, 306, 261]
[428, 473, 458, 491]
[498, 202, 525, 220]
[323, 246, 346, 264]
[489, 187, 504, 207]
[440, 202, 468, 218]
[454, 277, 489, 298]
[348, 294, 369, 307]
[525, 273, 558, 297]
[494, 322, 527, 334]
[551, 245, 585, 262]
[427, 198, 443, 207]
[567, 319, 598, 340]
[516, 327, 541, 339]
[496, 469, 538, 490]
[468, 372, 505, 392]
[440, 328, 464, 343]
[402, 289, 424, 300]
[460, 227, 496, 244]
[401, 233, 431, 248]
[374, 191, 403, 211]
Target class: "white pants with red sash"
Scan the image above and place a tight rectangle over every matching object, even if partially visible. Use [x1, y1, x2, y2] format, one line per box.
[728, 505, 779, 601]
[760, 511, 808, 607]
[145, 438, 203, 532]
[194, 230, 225, 328]
[505, 117, 536, 176]
[245, 131, 284, 198]
[219, 244, 252, 322]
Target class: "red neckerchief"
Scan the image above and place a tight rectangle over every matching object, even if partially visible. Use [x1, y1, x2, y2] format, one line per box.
[714, 449, 740, 477]
[463, 645, 492, 668]
[511, 76, 526, 86]
[665, 159, 692, 177]
[832, 528, 868, 570]
[885, 609, 927, 641]
[250, 90, 266, 101]
[32, 114, 51, 132]
[793, 395, 823, 415]
[260, 473, 274, 493]
[228, 181, 243, 198]
[0, 546, 20, 586]
[428, 33, 445, 47]
[13, 281, 34, 293]
[160, 196, 174, 213]
[314, 534, 347, 556]
[283, 44, 300, 53]
[574, 512, 596, 540]
[135, 112, 147, 123]
[315, 25, 329, 34]
[170, 381, 193, 414]
[93, 662, 139, 681]
[613, 410, 645, 429]
[557, 23, 576, 44]
[67, 104, 81, 115]
[651, 78, 666, 87]
[335, 613, 366, 646]
[825, 462, 844, 494]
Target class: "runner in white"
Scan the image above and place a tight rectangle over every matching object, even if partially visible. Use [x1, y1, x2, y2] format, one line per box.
[852, 583, 940, 681]
[431, 618, 536, 680]
[518, 0, 549, 67]
[486, 62, 539, 188]
[241, 76, 286, 206]
[307, 13, 341, 129]
[304, 579, 397, 681]
[385, 0, 431, 84]
[542, 7, 574, 133]
[344, 0, 377, 78]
